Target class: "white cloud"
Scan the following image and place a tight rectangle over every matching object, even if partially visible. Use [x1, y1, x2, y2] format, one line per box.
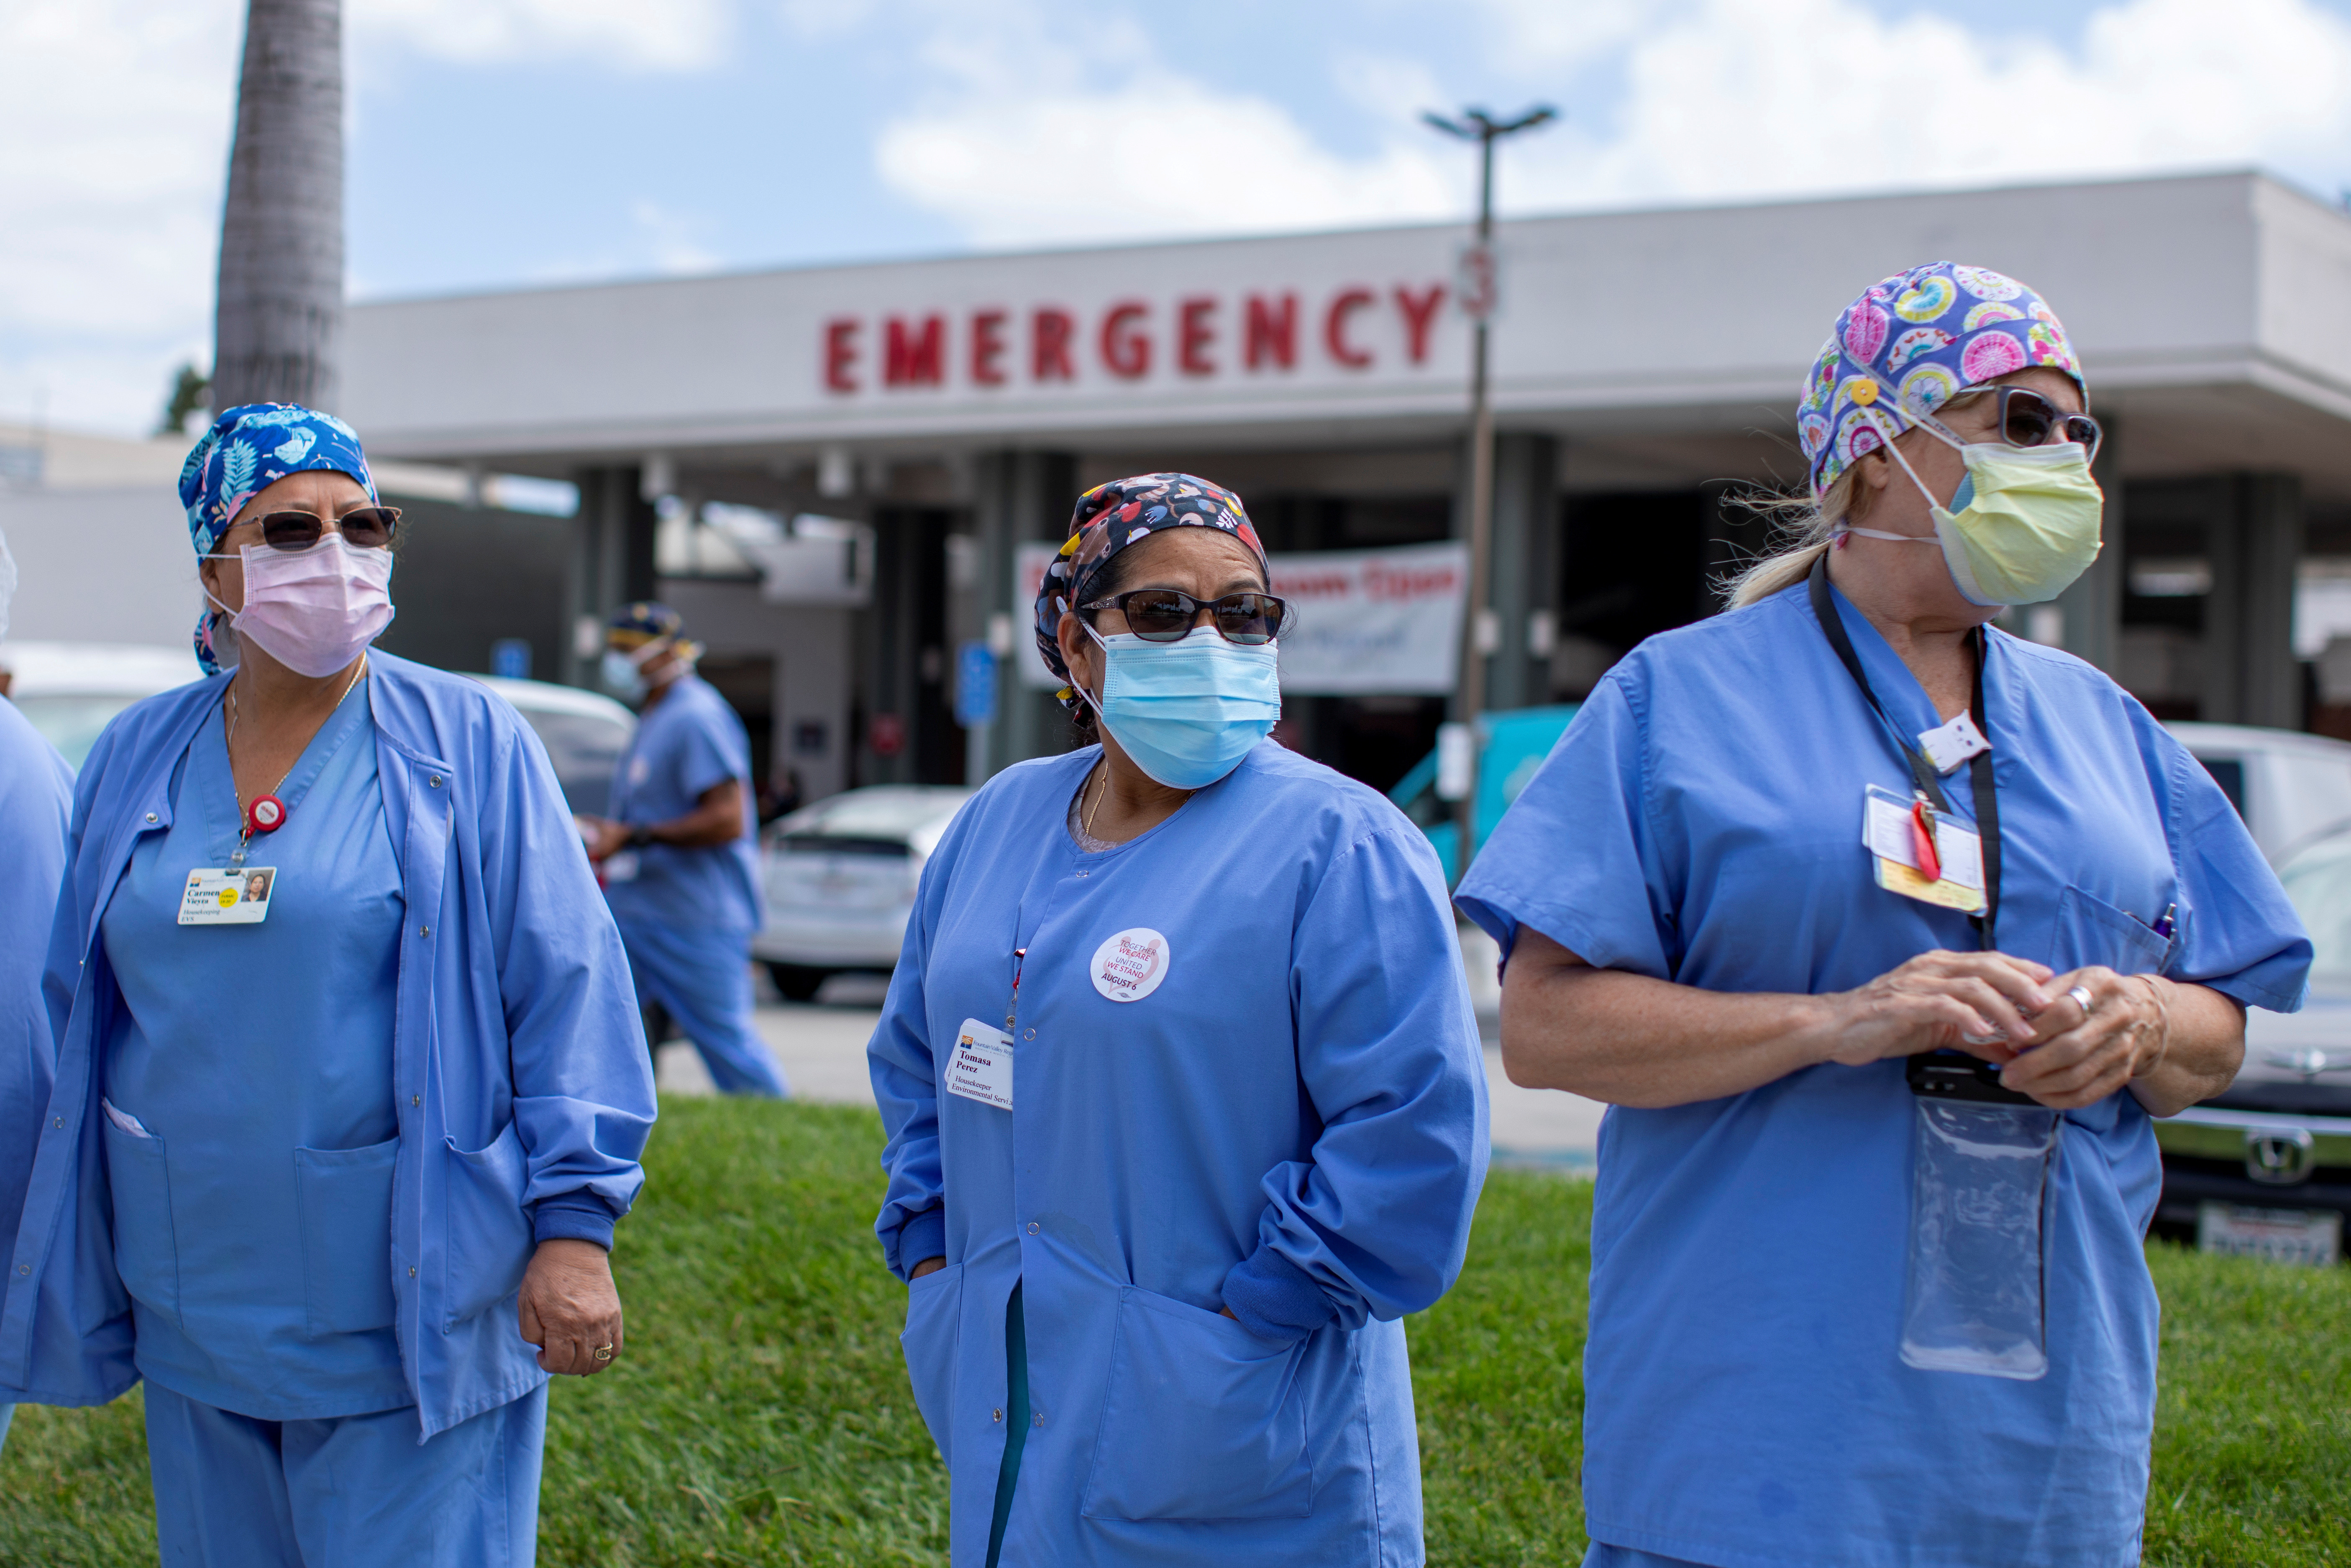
[872, 0, 1464, 246]
[876, 0, 2351, 249]
[878, 79, 1464, 246]
[350, 0, 730, 72]
[630, 200, 723, 274]
[0, 0, 240, 434]
[1501, 0, 2351, 211]
[1468, 0, 1669, 68]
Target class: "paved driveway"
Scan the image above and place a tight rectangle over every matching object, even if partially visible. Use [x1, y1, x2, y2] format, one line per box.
[656, 956, 1606, 1171]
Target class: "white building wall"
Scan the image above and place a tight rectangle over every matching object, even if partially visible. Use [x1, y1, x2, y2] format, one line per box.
[0, 486, 201, 652]
[652, 577, 853, 801]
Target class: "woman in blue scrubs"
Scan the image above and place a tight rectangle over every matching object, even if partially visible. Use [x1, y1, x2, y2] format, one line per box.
[0, 405, 656, 1566]
[870, 474, 1488, 1567]
[1457, 265, 2312, 1568]
[0, 526, 76, 1456]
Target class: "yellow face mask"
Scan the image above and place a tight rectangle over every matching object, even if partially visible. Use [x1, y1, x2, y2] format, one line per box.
[1849, 408, 2105, 607]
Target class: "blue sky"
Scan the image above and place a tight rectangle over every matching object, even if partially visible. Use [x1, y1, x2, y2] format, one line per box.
[8, 0, 2351, 434]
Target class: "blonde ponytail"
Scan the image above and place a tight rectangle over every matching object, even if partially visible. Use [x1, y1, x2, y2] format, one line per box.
[1720, 472, 1859, 610]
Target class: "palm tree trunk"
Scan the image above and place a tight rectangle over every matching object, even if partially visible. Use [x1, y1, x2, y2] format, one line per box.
[213, 0, 343, 412]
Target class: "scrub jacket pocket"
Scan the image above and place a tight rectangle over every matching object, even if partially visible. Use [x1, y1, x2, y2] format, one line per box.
[1080, 1284, 1313, 1523]
[102, 1114, 180, 1328]
[444, 1122, 535, 1327]
[2052, 885, 2170, 976]
[900, 1261, 964, 1468]
[295, 1136, 400, 1335]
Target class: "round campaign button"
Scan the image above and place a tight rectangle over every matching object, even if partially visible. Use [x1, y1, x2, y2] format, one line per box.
[247, 794, 286, 835]
[1089, 928, 1170, 1003]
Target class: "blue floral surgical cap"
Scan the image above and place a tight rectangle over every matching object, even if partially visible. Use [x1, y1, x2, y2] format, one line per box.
[180, 402, 377, 559]
[179, 402, 379, 672]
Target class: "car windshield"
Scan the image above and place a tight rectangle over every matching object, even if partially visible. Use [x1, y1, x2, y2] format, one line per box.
[788, 790, 963, 840]
[2278, 835, 2351, 990]
[10, 692, 145, 769]
[515, 708, 632, 816]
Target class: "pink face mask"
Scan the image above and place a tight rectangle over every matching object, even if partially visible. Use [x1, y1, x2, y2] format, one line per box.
[205, 535, 395, 677]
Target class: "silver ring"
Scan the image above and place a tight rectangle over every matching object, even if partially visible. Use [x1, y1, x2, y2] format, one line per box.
[2066, 984, 2095, 1015]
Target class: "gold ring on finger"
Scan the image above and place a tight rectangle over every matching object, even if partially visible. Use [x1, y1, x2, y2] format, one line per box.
[593, 1343, 615, 1361]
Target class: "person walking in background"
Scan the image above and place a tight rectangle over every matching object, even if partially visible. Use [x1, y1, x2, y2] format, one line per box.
[0, 526, 75, 1458]
[870, 475, 1488, 1566]
[1456, 265, 2311, 1568]
[584, 603, 786, 1097]
[0, 405, 657, 1565]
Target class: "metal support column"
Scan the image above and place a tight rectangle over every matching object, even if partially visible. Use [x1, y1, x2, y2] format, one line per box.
[561, 465, 656, 688]
[1485, 433, 1559, 711]
[2054, 417, 2123, 676]
[2205, 471, 2305, 728]
[971, 450, 1076, 779]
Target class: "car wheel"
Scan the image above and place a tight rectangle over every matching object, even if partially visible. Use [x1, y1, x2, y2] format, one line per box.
[767, 963, 830, 1003]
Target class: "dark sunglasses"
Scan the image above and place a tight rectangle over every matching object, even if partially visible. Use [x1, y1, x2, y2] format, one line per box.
[1945, 387, 2101, 462]
[1081, 588, 1291, 645]
[243, 506, 403, 551]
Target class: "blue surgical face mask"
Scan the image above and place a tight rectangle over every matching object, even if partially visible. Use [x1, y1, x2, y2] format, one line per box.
[1080, 623, 1281, 789]
[602, 635, 678, 704]
[600, 649, 646, 704]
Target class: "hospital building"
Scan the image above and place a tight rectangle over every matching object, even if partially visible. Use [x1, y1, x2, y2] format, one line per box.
[21, 169, 2351, 807]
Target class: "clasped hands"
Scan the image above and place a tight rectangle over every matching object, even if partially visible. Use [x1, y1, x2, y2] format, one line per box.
[1823, 950, 2170, 1110]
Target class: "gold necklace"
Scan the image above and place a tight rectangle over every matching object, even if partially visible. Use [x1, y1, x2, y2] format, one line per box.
[225, 656, 369, 847]
[1083, 761, 1109, 839]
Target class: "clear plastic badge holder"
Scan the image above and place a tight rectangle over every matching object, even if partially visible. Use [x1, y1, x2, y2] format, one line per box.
[1900, 1056, 2060, 1381]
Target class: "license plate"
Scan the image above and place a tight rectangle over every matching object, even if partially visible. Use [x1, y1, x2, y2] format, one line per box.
[2197, 1201, 2343, 1267]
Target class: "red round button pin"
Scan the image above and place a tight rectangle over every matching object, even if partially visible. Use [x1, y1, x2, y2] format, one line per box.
[247, 794, 287, 835]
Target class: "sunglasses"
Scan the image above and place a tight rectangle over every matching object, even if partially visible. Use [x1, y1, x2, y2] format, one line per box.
[1943, 387, 2101, 462]
[237, 506, 403, 551]
[1081, 589, 1291, 645]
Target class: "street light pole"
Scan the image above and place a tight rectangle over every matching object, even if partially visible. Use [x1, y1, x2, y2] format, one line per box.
[1425, 105, 1555, 884]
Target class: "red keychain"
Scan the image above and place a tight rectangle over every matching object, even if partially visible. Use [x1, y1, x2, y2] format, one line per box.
[1910, 797, 1942, 883]
[247, 794, 287, 835]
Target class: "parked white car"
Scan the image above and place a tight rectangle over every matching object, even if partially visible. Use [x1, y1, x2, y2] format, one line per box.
[753, 784, 973, 1002]
[2164, 722, 2351, 868]
[2155, 825, 2351, 1266]
[468, 674, 635, 817]
[1, 640, 202, 768]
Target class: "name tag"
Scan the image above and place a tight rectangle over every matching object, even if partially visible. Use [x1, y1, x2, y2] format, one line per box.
[1917, 712, 1990, 774]
[946, 1018, 1014, 1111]
[1862, 787, 1986, 913]
[177, 866, 278, 926]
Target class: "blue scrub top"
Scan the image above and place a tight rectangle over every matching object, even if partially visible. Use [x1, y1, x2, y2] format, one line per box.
[602, 673, 759, 933]
[1456, 579, 2311, 1568]
[0, 699, 73, 1322]
[870, 740, 1488, 1568]
[102, 684, 411, 1421]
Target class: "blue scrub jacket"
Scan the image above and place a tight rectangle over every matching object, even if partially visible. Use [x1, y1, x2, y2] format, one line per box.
[0, 654, 656, 1439]
[871, 741, 1489, 1566]
[0, 699, 72, 1387]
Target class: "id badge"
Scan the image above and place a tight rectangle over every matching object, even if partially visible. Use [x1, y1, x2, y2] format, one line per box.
[178, 866, 278, 926]
[945, 1018, 1014, 1111]
[1861, 785, 1986, 914]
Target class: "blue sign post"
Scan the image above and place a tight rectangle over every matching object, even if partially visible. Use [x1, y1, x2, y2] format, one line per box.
[954, 641, 998, 728]
[489, 638, 532, 680]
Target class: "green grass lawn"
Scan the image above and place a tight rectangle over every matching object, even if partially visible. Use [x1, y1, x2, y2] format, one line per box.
[4, 1097, 2346, 1565]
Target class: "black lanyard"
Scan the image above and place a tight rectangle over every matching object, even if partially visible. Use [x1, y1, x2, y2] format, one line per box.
[1808, 555, 2002, 951]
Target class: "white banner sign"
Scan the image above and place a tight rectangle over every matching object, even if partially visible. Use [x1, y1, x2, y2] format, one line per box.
[1016, 538, 1466, 696]
[1270, 541, 1466, 694]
